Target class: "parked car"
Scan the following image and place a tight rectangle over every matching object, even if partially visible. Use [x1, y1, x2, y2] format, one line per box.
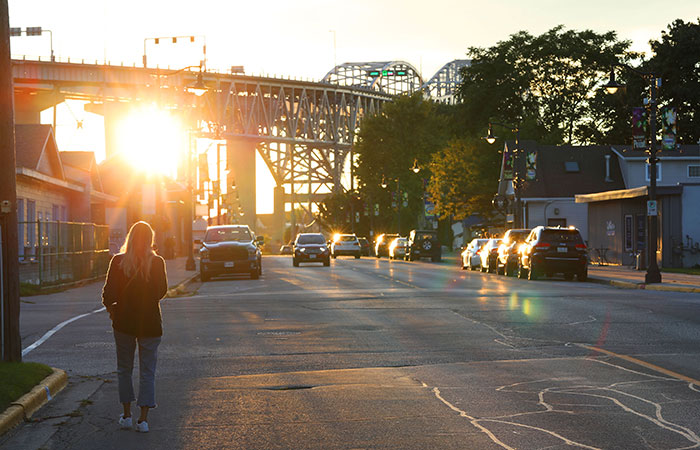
[388, 237, 408, 260]
[461, 238, 489, 270]
[357, 237, 372, 256]
[518, 226, 588, 281]
[479, 238, 501, 273]
[374, 233, 399, 258]
[331, 234, 362, 259]
[496, 229, 531, 276]
[293, 233, 330, 267]
[406, 230, 441, 262]
[279, 242, 293, 255]
[198, 225, 263, 281]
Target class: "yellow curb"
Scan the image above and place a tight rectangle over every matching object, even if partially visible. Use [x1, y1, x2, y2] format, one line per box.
[165, 273, 199, 298]
[0, 406, 24, 437]
[644, 284, 700, 293]
[0, 368, 68, 436]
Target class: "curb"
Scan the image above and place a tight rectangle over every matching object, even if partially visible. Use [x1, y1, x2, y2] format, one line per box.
[165, 272, 199, 298]
[0, 367, 68, 436]
[588, 276, 700, 293]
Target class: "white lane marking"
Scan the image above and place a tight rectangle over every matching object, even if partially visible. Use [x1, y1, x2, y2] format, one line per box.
[568, 315, 597, 326]
[22, 307, 105, 356]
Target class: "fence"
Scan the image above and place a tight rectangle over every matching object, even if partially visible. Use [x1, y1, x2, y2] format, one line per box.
[18, 220, 110, 287]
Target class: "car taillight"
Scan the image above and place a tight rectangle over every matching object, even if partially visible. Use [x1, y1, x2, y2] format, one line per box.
[575, 244, 587, 250]
[491, 248, 498, 254]
[534, 243, 550, 249]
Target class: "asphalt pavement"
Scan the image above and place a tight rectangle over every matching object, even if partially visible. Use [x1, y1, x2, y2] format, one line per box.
[3, 255, 700, 449]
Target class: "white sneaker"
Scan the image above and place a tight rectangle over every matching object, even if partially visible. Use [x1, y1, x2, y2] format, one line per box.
[136, 420, 149, 433]
[118, 414, 132, 429]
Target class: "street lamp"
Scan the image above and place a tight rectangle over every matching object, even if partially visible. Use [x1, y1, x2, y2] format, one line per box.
[603, 63, 662, 284]
[485, 122, 522, 228]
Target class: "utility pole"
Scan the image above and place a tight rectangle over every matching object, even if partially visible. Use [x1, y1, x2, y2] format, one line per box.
[0, 0, 22, 361]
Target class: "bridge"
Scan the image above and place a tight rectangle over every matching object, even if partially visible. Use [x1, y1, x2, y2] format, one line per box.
[11, 57, 469, 236]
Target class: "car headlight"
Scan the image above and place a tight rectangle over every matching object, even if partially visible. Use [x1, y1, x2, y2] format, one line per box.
[299, 247, 306, 253]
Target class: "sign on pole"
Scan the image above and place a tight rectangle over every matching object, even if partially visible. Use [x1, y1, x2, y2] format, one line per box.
[647, 200, 658, 216]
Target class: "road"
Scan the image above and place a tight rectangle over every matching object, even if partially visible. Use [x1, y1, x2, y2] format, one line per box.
[4, 255, 700, 449]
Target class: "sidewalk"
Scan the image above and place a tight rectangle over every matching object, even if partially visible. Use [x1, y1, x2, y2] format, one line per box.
[588, 264, 700, 293]
[162, 256, 199, 295]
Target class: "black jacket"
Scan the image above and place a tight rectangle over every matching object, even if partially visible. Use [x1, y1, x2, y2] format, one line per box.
[102, 253, 168, 337]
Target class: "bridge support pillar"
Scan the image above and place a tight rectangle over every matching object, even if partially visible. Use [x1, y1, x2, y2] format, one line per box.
[227, 139, 257, 231]
[273, 185, 286, 244]
[14, 90, 64, 125]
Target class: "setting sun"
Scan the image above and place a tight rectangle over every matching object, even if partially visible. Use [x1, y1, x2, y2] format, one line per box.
[114, 107, 185, 177]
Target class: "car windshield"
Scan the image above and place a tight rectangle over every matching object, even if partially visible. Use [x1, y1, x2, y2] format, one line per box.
[541, 229, 583, 244]
[297, 234, 326, 245]
[338, 235, 357, 242]
[204, 228, 252, 243]
[509, 231, 530, 242]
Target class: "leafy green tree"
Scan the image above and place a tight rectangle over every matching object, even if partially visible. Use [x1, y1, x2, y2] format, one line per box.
[457, 26, 635, 145]
[427, 137, 500, 220]
[354, 93, 448, 233]
[646, 19, 700, 144]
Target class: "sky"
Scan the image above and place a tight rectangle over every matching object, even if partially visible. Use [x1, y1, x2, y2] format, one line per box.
[8, 0, 700, 213]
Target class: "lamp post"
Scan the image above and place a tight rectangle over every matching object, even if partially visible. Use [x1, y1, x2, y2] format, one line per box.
[603, 63, 662, 284]
[485, 122, 522, 228]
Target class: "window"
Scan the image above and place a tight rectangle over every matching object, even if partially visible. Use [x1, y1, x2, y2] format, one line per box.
[645, 162, 662, 181]
[689, 165, 700, 178]
[52, 204, 59, 222]
[26, 200, 36, 249]
[624, 215, 633, 252]
[564, 161, 580, 173]
[60, 205, 67, 221]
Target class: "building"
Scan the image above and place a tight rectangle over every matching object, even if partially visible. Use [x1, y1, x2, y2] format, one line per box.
[577, 145, 700, 268]
[496, 141, 625, 242]
[14, 124, 115, 285]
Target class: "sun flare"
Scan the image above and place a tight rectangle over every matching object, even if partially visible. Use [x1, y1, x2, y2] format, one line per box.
[115, 107, 185, 177]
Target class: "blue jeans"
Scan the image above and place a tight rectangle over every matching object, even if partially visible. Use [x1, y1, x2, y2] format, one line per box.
[114, 330, 161, 408]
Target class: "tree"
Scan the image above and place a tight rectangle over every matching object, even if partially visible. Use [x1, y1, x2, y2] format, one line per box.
[354, 93, 448, 233]
[457, 26, 635, 145]
[427, 137, 500, 220]
[646, 19, 700, 144]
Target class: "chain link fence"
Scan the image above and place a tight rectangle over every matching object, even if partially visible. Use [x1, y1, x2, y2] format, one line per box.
[18, 220, 110, 288]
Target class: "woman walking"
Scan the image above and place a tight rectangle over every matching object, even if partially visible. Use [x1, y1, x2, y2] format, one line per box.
[103, 221, 168, 432]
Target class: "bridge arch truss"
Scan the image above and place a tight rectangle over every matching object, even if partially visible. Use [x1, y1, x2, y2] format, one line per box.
[322, 61, 423, 96]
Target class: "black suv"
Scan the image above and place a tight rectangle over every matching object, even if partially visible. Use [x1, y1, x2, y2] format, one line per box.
[198, 225, 264, 281]
[406, 229, 441, 262]
[293, 233, 330, 267]
[517, 226, 588, 281]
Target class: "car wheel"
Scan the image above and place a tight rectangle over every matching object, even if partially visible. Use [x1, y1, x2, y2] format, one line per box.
[200, 270, 209, 282]
[577, 268, 588, 281]
[488, 258, 496, 273]
[293, 258, 299, 267]
[355, 254, 361, 259]
[506, 262, 515, 277]
[332, 254, 337, 259]
[528, 262, 539, 280]
[250, 270, 259, 280]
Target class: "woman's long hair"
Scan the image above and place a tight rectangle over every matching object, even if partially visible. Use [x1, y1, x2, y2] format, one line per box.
[119, 221, 156, 280]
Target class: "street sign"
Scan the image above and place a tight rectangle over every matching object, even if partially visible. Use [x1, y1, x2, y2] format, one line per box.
[647, 200, 658, 216]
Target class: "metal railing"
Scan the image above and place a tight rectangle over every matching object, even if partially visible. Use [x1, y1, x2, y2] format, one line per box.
[18, 220, 110, 287]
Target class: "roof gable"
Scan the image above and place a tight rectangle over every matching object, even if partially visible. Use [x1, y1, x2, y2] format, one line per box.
[15, 124, 65, 180]
[60, 151, 104, 192]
